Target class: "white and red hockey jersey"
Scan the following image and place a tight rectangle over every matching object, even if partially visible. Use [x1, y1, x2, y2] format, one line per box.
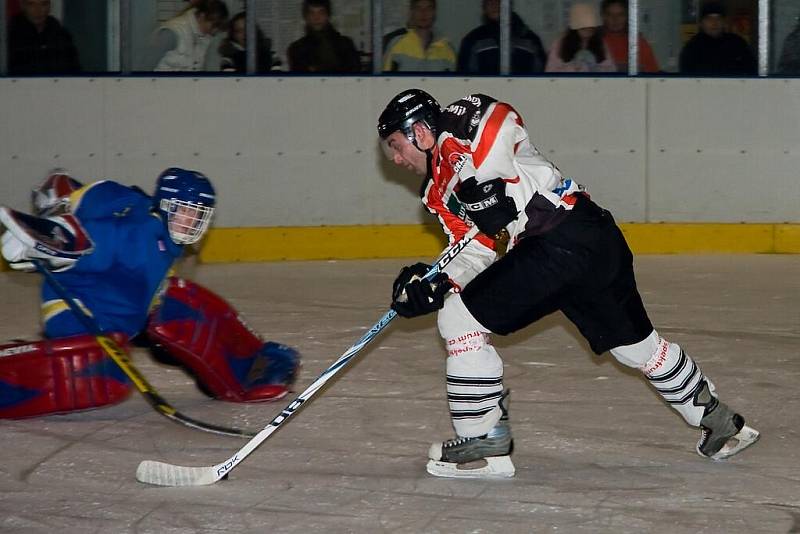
[422, 93, 585, 289]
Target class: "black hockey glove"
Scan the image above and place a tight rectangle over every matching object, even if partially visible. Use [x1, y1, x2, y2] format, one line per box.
[457, 177, 519, 238]
[391, 262, 452, 318]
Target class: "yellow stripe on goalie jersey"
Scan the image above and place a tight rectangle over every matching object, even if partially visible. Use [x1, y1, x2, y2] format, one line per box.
[148, 267, 177, 314]
[41, 298, 93, 322]
[40, 297, 174, 413]
[68, 181, 103, 213]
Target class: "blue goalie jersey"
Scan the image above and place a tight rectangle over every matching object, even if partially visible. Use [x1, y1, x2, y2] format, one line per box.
[42, 180, 183, 338]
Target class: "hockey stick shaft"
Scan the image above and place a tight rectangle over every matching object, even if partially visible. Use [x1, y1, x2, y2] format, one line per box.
[34, 261, 256, 438]
[136, 225, 481, 486]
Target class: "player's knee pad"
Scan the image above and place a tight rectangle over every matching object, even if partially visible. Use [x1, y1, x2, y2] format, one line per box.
[612, 330, 712, 426]
[609, 329, 660, 368]
[439, 295, 504, 438]
[146, 277, 299, 403]
[0, 334, 132, 419]
[437, 294, 489, 341]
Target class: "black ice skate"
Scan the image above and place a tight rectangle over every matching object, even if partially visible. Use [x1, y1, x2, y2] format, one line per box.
[695, 386, 760, 460]
[426, 391, 514, 478]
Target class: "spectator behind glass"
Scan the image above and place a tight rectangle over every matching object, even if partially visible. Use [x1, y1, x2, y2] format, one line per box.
[212, 11, 280, 73]
[383, 0, 456, 73]
[679, 1, 756, 76]
[458, 0, 546, 74]
[545, 2, 616, 73]
[287, 0, 361, 73]
[777, 17, 800, 75]
[152, 0, 229, 72]
[600, 0, 659, 73]
[8, 0, 80, 75]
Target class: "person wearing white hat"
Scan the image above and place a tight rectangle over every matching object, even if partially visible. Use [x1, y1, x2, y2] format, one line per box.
[545, 2, 616, 73]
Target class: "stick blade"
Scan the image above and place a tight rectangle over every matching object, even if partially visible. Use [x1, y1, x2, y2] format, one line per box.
[136, 460, 220, 487]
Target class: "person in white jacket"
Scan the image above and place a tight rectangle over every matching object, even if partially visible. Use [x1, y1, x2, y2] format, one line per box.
[153, 0, 228, 72]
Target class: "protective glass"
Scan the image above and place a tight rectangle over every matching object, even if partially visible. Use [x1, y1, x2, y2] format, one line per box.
[160, 199, 215, 245]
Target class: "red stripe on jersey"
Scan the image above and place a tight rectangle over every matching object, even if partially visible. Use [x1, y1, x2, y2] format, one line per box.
[427, 144, 496, 251]
[440, 137, 468, 169]
[472, 103, 523, 169]
[474, 232, 496, 249]
[424, 182, 467, 238]
[425, 145, 469, 240]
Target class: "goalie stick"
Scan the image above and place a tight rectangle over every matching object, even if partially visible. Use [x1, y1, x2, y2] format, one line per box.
[34, 261, 256, 438]
[136, 225, 482, 486]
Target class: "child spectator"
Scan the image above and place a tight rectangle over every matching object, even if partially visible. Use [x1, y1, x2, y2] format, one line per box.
[546, 3, 616, 73]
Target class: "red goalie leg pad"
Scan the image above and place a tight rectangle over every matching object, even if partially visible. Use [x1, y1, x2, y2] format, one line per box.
[0, 334, 132, 419]
[147, 277, 299, 403]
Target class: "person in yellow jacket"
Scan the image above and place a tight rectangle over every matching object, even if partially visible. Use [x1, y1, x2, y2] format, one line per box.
[383, 0, 456, 73]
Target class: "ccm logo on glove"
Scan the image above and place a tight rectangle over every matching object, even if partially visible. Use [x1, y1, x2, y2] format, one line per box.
[457, 178, 518, 238]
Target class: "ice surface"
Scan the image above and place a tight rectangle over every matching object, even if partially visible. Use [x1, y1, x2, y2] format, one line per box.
[1, 256, 798, 533]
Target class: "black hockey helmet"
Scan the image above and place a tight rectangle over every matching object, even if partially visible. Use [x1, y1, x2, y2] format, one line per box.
[377, 89, 441, 143]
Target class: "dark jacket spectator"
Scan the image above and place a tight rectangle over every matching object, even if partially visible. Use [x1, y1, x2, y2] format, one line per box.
[458, 3, 546, 74]
[679, 2, 756, 76]
[777, 21, 800, 75]
[217, 12, 279, 72]
[680, 33, 757, 75]
[287, 0, 361, 73]
[8, 9, 80, 75]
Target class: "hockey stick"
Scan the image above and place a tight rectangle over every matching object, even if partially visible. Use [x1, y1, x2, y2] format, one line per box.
[135, 225, 482, 486]
[34, 261, 256, 438]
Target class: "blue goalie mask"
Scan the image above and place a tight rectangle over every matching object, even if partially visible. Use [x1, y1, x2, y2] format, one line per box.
[153, 168, 216, 245]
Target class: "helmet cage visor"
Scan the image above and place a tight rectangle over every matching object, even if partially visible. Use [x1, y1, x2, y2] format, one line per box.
[160, 198, 214, 245]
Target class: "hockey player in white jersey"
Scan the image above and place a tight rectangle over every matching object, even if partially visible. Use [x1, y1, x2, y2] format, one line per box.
[377, 89, 759, 478]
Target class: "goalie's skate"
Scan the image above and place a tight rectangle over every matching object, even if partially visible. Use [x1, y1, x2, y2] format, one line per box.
[426, 392, 514, 479]
[696, 400, 760, 460]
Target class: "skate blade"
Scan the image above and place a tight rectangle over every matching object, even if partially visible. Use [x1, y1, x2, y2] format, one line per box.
[426, 455, 515, 479]
[705, 425, 761, 460]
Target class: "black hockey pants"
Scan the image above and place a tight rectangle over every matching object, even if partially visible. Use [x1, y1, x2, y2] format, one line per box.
[461, 195, 653, 355]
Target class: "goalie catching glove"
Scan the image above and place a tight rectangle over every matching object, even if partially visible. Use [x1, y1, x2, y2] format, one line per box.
[391, 262, 452, 318]
[457, 177, 519, 238]
[0, 207, 93, 272]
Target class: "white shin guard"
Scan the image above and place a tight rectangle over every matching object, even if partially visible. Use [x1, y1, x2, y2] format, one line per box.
[611, 330, 712, 427]
[438, 295, 504, 438]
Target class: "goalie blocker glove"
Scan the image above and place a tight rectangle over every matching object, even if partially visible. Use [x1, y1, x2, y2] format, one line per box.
[0, 207, 93, 272]
[457, 177, 519, 238]
[391, 262, 452, 318]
